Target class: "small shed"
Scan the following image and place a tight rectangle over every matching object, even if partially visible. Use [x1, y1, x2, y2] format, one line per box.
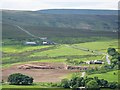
[42, 41, 56, 45]
[94, 60, 104, 64]
[86, 60, 104, 64]
[76, 87, 86, 90]
[42, 41, 49, 45]
[24, 42, 37, 45]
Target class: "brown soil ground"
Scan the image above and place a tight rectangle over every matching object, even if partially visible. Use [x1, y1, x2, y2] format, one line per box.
[2, 62, 78, 82]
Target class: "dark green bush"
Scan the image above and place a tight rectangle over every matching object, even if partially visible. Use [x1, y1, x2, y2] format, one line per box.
[7, 73, 33, 85]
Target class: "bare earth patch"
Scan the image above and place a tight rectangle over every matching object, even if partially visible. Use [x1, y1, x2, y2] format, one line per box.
[2, 62, 78, 82]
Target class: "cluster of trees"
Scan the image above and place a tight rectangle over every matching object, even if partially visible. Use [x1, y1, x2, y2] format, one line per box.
[86, 48, 119, 75]
[107, 48, 120, 69]
[60, 76, 118, 89]
[7, 73, 33, 85]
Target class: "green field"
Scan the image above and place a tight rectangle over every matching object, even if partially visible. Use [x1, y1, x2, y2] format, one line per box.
[2, 40, 118, 67]
[30, 45, 93, 57]
[75, 40, 118, 52]
[2, 85, 71, 90]
[2, 39, 119, 89]
[88, 70, 119, 82]
[3, 45, 50, 53]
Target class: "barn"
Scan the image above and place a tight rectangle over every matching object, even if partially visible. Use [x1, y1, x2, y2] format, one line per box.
[42, 41, 56, 45]
[24, 42, 37, 45]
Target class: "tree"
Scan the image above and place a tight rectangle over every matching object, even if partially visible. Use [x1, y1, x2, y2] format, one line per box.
[84, 77, 93, 84]
[69, 77, 78, 87]
[107, 48, 116, 56]
[61, 79, 70, 88]
[111, 59, 118, 65]
[100, 79, 108, 87]
[108, 82, 117, 89]
[94, 77, 101, 87]
[7, 73, 33, 85]
[76, 77, 84, 87]
[86, 80, 100, 90]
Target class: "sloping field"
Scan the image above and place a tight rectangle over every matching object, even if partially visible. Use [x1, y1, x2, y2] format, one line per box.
[30, 45, 93, 57]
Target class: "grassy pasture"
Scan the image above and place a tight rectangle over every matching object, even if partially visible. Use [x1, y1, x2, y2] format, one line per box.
[88, 70, 119, 82]
[75, 40, 118, 52]
[2, 84, 41, 89]
[2, 83, 71, 89]
[2, 45, 50, 53]
[2, 39, 118, 68]
[2, 85, 71, 90]
[30, 45, 93, 57]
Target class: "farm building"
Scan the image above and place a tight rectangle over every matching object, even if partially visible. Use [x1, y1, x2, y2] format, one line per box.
[76, 87, 86, 90]
[24, 42, 37, 45]
[86, 60, 104, 64]
[40, 37, 47, 40]
[42, 41, 56, 45]
[94, 60, 104, 64]
[42, 41, 49, 45]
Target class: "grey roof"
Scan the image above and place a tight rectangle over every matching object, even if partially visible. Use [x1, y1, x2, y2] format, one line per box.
[25, 42, 37, 45]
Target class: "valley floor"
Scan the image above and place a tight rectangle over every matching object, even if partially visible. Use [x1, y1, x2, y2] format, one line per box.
[1, 39, 119, 89]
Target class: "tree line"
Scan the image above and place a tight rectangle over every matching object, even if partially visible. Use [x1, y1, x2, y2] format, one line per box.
[60, 76, 118, 90]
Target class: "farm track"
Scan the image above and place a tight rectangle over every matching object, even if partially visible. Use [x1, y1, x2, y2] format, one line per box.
[66, 45, 111, 64]
[15, 25, 40, 38]
[67, 45, 103, 55]
[81, 72, 86, 77]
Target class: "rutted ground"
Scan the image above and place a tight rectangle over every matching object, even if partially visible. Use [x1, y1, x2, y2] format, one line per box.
[2, 62, 78, 82]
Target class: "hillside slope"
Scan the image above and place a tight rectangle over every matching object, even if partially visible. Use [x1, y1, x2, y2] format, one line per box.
[2, 9, 118, 31]
[2, 9, 118, 44]
[39, 9, 118, 15]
